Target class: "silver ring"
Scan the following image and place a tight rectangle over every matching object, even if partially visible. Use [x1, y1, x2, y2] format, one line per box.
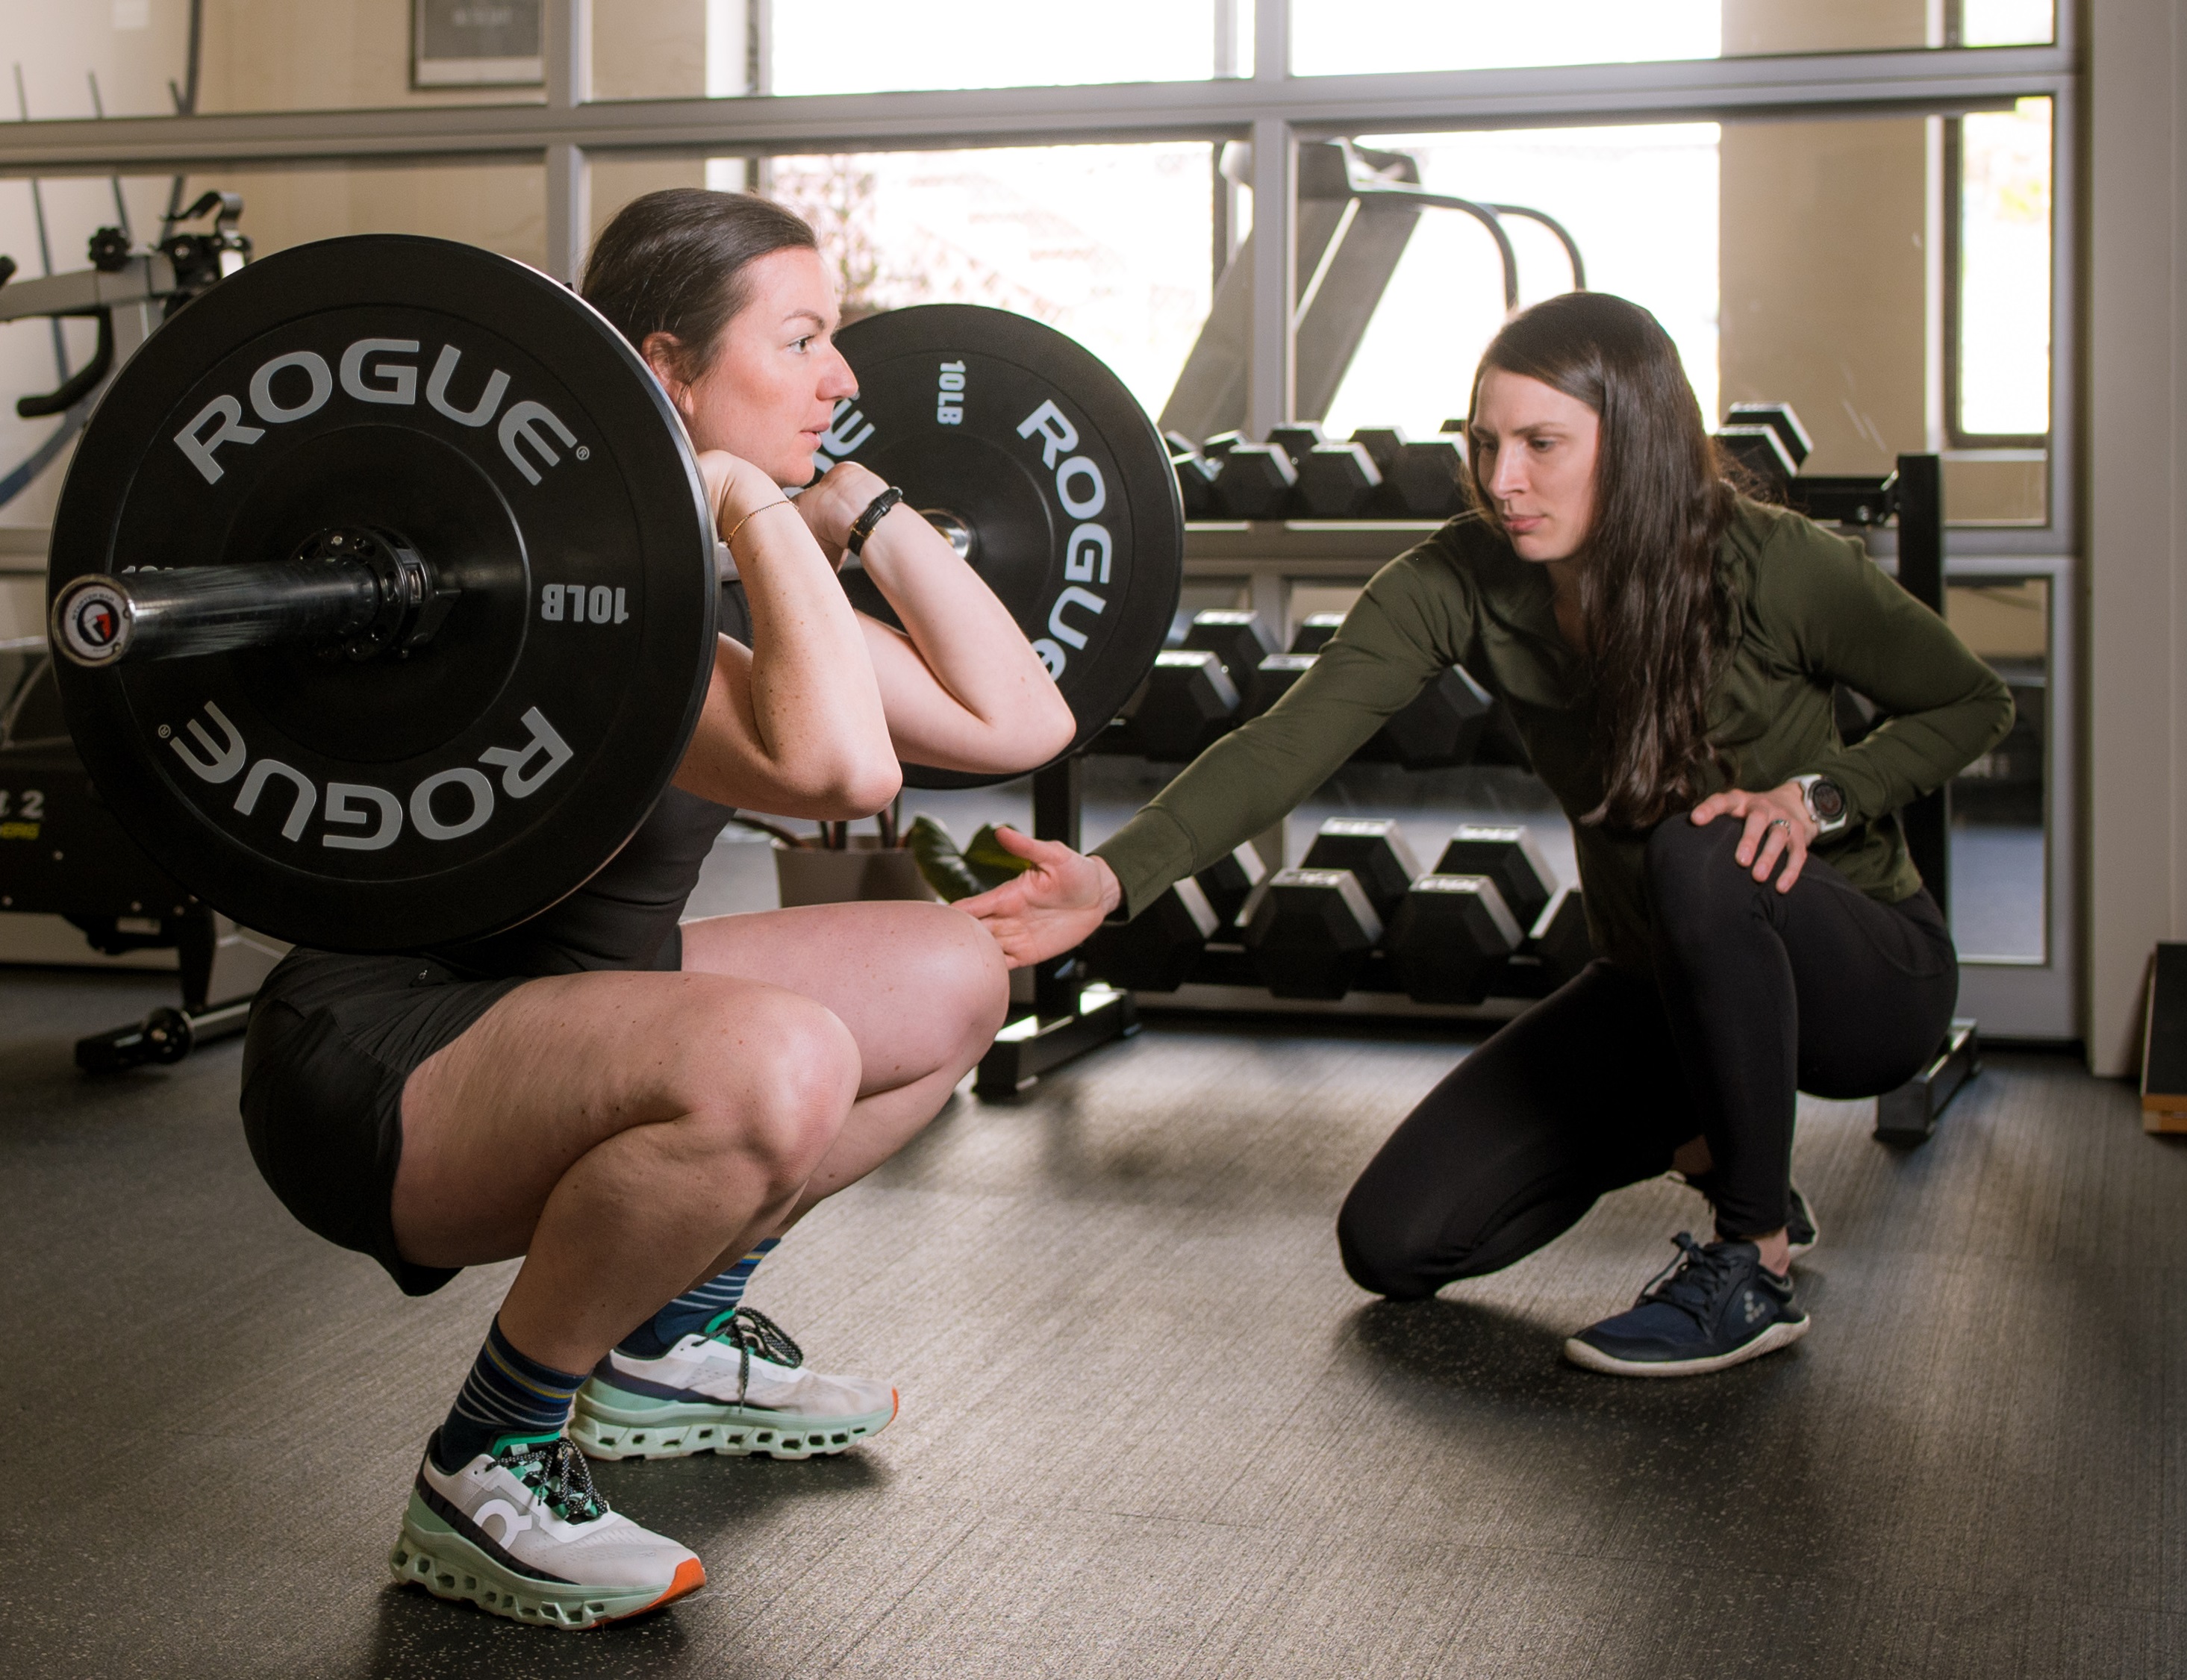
[1767, 818, 1791, 832]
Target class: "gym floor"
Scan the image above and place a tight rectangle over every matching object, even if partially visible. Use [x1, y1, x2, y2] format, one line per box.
[2, 949, 2180, 1679]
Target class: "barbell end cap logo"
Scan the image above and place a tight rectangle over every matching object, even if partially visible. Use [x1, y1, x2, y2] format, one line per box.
[52, 579, 134, 667]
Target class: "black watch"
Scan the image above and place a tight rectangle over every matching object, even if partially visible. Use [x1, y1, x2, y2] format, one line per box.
[844, 485, 905, 563]
[1796, 774, 1847, 834]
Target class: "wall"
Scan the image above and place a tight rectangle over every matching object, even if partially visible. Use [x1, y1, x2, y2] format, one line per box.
[1718, 115, 1932, 474]
[1720, 0, 1932, 55]
[2085, 0, 2187, 1073]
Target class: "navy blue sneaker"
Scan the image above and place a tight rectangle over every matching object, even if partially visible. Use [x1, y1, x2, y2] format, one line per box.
[1564, 1234, 1809, 1378]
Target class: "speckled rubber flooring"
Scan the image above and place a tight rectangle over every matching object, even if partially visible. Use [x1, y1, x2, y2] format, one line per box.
[1, 958, 2178, 1679]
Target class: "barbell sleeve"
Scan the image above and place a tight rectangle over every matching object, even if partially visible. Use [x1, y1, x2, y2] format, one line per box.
[52, 558, 382, 668]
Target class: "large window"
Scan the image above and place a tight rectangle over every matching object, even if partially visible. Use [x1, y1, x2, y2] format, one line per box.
[1948, 97, 2053, 447]
[1320, 124, 1720, 443]
[1292, 0, 2054, 75]
[1946, 577, 2050, 962]
[0, 0, 2085, 1032]
[715, 146, 1213, 422]
[591, 0, 1243, 100]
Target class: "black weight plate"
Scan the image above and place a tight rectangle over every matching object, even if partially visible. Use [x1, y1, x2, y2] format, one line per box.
[48, 234, 717, 953]
[831, 305, 1182, 790]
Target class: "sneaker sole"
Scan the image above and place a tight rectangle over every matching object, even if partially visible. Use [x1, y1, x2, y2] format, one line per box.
[570, 1383, 899, 1462]
[387, 1492, 705, 1629]
[1562, 1315, 1810, 1378]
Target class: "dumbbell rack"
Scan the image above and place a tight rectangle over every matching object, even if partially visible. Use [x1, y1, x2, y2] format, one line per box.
[1132, 887, 1589, 1024]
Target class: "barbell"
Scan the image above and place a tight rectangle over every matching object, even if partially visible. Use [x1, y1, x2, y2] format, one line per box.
[45, 234, 1182, 953]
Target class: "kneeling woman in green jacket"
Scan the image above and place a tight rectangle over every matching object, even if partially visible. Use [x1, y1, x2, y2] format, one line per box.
[963, 290, 2015, 1377]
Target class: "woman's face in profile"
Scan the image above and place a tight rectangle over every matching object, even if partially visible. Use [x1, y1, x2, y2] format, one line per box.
[655, 246, 858, 487]
[1470, 368, 1600, 566]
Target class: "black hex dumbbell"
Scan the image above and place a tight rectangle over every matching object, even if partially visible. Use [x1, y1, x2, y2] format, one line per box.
[1211, 442, 1297, 520]
[1385, 437, 1468, 518]
[1356, 664, 1494, 770]
[1295, 440, 1384, 517]
[1264, 422, 1327, 473]
[1715, 424, 1797, 497]
[1182, 608, 1279, 713]
[1493, 884, 1591, 997]
[1300, 816, 1419, 927]
[1079, 875, 1220, 993]
[1723, 402, 1812, 469]
[1241, 866, 1382, 999]
[1348, 425, 1408, 478]
[1385, 872, 1524, 1004]
[1248, 652, 1316, 717]
[1194, 839, 1268, 931]
[1167, 436, 1220, 520]
[1526, 884, 1591, 986]
[1201, 429, 1247, 461]
[1433, 824, 1557, 934]
[1120, 649, 1241, 762]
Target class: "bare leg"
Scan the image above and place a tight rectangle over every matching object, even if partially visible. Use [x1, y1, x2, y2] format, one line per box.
[678, 898, 1007, 1224]
[392, 969, 861, 1373]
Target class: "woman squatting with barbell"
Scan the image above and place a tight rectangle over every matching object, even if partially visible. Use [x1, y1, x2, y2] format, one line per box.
[240, 189, 1075, 1625]
[966, 290, 2013, 1378]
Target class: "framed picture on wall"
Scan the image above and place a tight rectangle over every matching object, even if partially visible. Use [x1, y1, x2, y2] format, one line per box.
[412, 0, 543, 89]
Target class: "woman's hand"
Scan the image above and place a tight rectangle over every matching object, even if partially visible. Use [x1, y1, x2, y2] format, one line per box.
[793, 459, 890, 565]
[1688, 782, 1820, 893]
[696, 448, 791, 536]
[955, 826, 1121, 968]
[798, 461, 1076, 777]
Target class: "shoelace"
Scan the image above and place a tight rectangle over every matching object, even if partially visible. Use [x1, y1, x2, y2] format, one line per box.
[1637, 1231, 1753, 1326]
[704, 1306, 805, 1404]
[501, 1434, 608, 1525]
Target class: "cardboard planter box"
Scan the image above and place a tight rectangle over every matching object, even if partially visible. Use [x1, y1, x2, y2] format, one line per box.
[774, 837, 934, 908]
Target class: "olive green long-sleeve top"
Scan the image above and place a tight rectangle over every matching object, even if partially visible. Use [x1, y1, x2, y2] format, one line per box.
[1094, 498, 2015, 972]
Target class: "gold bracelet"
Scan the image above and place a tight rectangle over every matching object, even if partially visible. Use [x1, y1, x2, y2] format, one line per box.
[723, 498, 795, 553]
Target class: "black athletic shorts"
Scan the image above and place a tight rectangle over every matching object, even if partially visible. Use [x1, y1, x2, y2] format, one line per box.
[240, 947, 529, 1296]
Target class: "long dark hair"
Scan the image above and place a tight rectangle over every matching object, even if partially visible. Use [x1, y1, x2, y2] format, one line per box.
[581, 187, 818, 378]
[1468, 292, 1738, 831]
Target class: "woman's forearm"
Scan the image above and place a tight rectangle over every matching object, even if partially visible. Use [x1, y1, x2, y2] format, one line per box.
[853, 501, 1076, 768]
[676, 465, 900, 812]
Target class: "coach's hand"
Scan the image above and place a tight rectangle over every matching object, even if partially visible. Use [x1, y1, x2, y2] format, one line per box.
[1689, 782, 1820, 893]
[957, 826, 1120, 968]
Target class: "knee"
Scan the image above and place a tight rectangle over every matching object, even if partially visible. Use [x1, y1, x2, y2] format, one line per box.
[1335, 1187, 1439, 1301]
[895, 901, 1011, 1061]
[669, 986, 859, 1193]
[1644, 814, 1748, 930]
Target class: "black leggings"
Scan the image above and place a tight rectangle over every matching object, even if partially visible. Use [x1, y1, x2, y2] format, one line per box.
[1336, 815, 1958, 1299]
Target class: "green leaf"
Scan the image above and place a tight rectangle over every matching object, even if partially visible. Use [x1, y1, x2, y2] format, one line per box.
[964, 824, 1035, 890]
[905, 814, 985, 903]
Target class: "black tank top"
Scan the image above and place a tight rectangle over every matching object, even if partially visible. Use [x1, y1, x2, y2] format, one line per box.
[425, 787, 735, 978]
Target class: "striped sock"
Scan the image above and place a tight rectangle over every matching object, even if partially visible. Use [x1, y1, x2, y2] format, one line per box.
[431, 1318, 585, 1473]
[617, 1238, 781, 1358]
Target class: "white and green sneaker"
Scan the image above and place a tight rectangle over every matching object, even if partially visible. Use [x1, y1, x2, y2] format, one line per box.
[573, 1308, 897, 1462]
[389, 1431, 705, 1629]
